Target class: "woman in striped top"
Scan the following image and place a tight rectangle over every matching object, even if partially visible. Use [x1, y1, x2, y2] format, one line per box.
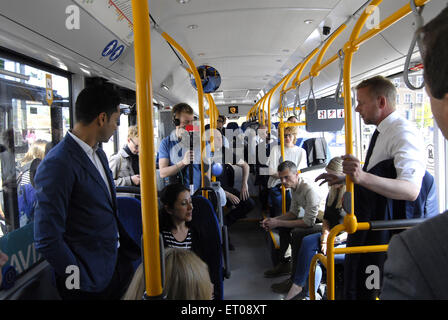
[159, 183, 194, 250]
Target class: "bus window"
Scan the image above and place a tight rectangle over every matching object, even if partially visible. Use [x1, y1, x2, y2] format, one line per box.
[0, 55, 71, 238]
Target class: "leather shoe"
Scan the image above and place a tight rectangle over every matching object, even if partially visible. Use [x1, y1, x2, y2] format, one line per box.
[264, 261, 291, 278]
[271, 278, 292, 293]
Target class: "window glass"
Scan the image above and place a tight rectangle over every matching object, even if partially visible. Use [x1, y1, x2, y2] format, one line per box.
[0, 56, 71, 238]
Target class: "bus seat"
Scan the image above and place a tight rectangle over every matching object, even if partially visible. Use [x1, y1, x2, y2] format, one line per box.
[190, 195, 224, 300]
[301, 137, 330, 167]
[295, 137, 304, 148]
[226, 122, 239, 131]
[403, 170, 438, 219]
[117, 197, 143, 272]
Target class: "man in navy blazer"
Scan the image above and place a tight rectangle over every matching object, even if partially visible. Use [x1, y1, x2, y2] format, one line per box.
[34, 84, 140, 300]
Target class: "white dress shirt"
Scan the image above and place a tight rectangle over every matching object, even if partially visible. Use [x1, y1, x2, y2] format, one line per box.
[68, 131, 112, 199]
[366, 111, 426, 189]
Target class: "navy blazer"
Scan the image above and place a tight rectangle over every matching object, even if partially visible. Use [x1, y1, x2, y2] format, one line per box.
[344, 159, 437, 300]
[34, 133, 140, 292]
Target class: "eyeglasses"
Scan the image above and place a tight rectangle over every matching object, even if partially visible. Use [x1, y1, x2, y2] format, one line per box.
[217, 119, 224, 123]
[180, 119, 193, 126]
[130, 139, 139, 148]
[284, 134, 292, 138]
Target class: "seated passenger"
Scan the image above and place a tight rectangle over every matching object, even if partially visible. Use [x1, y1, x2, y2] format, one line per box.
[216, 115, 226, 133]
[267, 126, 307, 217]
[249, 123, 276, 210]
[159, 183, 194, 249]
[109, 125, 140, 186]
[261, 161, 321, 278]
[123, 248, 213, 300]
[285, 157, 347, 300]
[211, 130, 255, 229]
[287, 115, 299, 123]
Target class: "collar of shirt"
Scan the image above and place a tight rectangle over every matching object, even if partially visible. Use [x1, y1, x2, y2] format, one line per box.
[68, 131, 99, 157]
[377, 110, 399, 134]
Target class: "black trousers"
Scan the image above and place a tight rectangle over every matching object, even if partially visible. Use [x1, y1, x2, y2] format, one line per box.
[223, 187, 256, 227]
[277, 224, 322, 264]
[56, 253, 135, 300]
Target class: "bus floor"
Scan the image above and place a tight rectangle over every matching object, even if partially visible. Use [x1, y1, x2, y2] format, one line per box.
[223, 202, 285, 300]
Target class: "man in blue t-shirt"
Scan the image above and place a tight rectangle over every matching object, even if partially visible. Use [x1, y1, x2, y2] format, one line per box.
[158, 103, 202, 192]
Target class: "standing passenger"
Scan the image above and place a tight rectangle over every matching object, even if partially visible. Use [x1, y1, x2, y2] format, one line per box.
[158, 103, 202, 192]
[316, 75, 427, 299]
[34, 84, 140, 300]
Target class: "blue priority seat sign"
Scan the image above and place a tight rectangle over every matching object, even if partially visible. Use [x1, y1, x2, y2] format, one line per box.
[102, 40, 125, 61]
[102, 40, 118, 57]
[109, 45, 124, 61]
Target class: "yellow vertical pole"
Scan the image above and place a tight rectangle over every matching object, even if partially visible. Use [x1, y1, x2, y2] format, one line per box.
[131, 0, 162, 298]
[324, 0, 384, 301]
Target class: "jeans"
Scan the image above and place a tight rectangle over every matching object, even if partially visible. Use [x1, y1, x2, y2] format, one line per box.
[268, 184, 291, 217]
[293, 232, 346, 297]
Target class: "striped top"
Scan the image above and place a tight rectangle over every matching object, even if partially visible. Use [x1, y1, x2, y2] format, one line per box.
[161, 230, 192, 250]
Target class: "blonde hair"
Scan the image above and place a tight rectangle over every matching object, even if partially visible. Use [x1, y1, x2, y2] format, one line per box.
[164, 248, 213, 300]
[21, 140, 47, 165]
[326, 157, 345, 209]
[122, 248, 213, 300]
[284, 126, 298, 144]
[122, 263, 145, 300]
[127, 125, 138, 140]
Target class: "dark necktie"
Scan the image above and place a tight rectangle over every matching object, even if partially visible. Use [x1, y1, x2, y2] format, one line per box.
[363, 129, 379, 171]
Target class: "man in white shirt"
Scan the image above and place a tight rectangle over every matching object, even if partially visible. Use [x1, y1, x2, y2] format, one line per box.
[318, 76, 425, 201]
[316, 75, 426, 299]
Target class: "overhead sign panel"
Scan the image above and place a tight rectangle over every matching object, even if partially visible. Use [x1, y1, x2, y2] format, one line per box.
[74, 0, 134, 46]
[305, 98, 344, 132]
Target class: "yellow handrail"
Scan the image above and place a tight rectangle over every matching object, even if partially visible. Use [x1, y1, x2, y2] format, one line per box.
[131, 0, 162, 298]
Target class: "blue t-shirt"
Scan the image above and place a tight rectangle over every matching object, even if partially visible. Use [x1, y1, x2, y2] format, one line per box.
[158, 131, 204, 192]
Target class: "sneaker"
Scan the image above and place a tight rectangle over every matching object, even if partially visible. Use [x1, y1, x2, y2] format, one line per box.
[264, 261, 291, 278]
[271, 278, 293, 293]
